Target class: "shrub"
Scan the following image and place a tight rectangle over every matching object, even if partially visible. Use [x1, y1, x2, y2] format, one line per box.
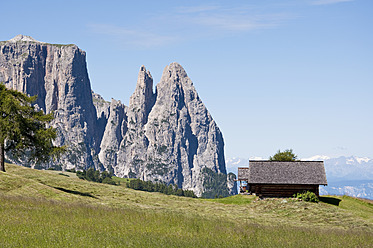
[269, 149, 298, 161]
[76, 168, 117, 185]
[294, 191, 319, 203]
[76, 170, 85, 180]
[102, 177, 117, 185]
[126, 179, 197, 198]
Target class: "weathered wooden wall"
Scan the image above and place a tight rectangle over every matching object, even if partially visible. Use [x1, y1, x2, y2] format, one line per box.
[248, 184, 319, 197]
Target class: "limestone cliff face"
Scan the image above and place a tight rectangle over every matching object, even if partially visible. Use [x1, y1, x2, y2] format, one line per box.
[114, 63, 232, 196]
[0, 35, 100, 170]
[0, 35, 237, 196]
[146, 63, 228, 195]
[115, 66, 154, 177]
[98, 98, 126, 172]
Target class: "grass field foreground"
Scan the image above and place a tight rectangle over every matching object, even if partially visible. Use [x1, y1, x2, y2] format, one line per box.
[0, 164, 372, 247]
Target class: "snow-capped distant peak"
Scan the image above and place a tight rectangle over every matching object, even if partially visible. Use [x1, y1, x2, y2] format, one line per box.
[355, 157, 372, 164]
[232, 159, 244, 165]
[249, 156, 265, 161]
[346, 157, 355, 165]
[225, 158, 248, 166]
[345, 156, 372, 165]
[301, 155, 330, 161]
[301, 155, 372, 164]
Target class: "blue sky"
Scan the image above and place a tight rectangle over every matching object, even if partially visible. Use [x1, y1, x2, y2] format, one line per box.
[1, 0, 372, 159]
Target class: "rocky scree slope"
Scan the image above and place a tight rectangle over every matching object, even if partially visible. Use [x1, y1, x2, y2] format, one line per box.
[0, 35, 237, 196]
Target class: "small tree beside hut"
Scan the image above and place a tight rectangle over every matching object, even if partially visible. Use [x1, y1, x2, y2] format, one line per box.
[269, 149, 298, 162]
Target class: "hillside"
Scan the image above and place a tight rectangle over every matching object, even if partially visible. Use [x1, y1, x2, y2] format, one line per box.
[1, 164, 372, 247]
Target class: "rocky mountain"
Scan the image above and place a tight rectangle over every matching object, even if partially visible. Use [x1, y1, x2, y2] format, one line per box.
[0, 35, 236, 197]
[305, 155, 373, 181]
[97, 63, 236, 196]
[226, 157, 249, 173]
[0, 35, 100, 170]
[319, 180, 373, 200]
[308, 156, 373, 200]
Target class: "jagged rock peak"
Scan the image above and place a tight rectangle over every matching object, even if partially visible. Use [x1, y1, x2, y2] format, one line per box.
[162, 62, 188, 80]
[8, 34, 41, 43]
[168, 62, 186, 72]
[137, 65, 153, 87]
[128, 65, 155, 125]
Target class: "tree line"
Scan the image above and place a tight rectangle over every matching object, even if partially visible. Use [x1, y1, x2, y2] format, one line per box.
[127, 179, 197, 198]
[201, 167, 231, 199]
[76, 168, 117, 185]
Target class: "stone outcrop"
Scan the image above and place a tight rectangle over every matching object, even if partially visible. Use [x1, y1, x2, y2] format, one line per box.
[98, 98, 126, 172]
[109, 63, 234, 196]
[0, 35, 237, 196]
[0, 35, 100, 170]
[115, 66, 154, 177]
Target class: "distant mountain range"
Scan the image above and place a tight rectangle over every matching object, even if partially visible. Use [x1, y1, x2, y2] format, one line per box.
[226, 156, 373, 200]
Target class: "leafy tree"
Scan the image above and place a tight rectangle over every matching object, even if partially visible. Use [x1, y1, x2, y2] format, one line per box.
[269, 149, 298, 162]
[0, 84, 65, 172]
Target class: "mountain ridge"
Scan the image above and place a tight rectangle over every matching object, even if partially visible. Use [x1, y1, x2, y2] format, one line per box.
[0, 35, 236, 197]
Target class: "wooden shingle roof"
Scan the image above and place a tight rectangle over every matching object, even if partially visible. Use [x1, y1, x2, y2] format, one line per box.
[240, 161, 327, 185]
[237, 167, 250, 180]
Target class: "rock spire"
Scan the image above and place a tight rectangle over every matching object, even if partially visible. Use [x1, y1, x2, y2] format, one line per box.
[0, 36, 237, 196]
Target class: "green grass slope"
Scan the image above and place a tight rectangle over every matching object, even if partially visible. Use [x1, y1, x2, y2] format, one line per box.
[0, 164, 372, 247]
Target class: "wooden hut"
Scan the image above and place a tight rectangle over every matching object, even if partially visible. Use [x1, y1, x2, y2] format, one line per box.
[237, 167, 250, 193]
[237, 161, 327, 197]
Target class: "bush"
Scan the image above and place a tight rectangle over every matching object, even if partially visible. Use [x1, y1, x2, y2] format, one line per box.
[102, 177, 117, 185]
[76, 168, 117, 185]
[127, 179, 197, 198]
[76, 170, 85, 180]
[294, 191, 319, 203]
[269, 149, 298, 161]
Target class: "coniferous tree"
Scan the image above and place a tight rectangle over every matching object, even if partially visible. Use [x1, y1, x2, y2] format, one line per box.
[0, 84, 65, 172]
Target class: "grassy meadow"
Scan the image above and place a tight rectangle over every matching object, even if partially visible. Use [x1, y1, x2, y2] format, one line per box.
[0, 163, 372, 247]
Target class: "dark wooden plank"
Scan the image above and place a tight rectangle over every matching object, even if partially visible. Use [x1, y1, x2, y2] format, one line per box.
[248, 184, 319, 197]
